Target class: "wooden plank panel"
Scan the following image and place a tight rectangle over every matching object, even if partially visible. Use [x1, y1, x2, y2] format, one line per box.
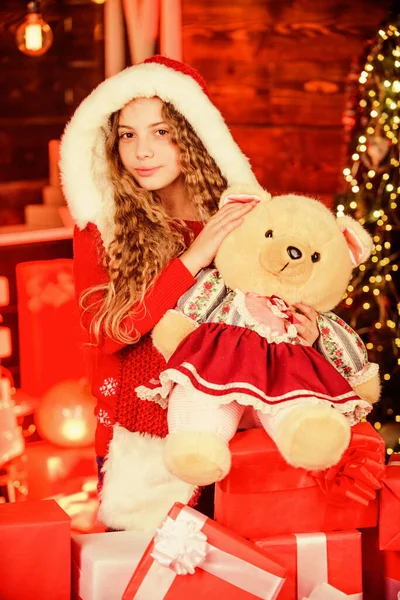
[230, 125, 344, 196]
[210, 87, 347, 127]
[183, 0, 392, 129]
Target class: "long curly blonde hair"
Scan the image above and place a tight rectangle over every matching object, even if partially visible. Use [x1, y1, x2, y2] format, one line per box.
[81, 100, 227, 345]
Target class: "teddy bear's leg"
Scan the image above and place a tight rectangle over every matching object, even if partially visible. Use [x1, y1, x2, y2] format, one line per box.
[257, 402, 351, 471]
[164, 384, 245, 486]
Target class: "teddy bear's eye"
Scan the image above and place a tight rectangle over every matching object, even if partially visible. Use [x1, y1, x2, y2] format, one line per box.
[311, 252, 321, 263]
[265, 230, 273, 238]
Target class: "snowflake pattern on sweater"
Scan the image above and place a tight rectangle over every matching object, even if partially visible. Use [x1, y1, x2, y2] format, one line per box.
[99, 377, 118, 397]
[97, 408, 112, 427]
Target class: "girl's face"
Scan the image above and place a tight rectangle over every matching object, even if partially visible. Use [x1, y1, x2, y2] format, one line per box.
[118, 97, 183, 193]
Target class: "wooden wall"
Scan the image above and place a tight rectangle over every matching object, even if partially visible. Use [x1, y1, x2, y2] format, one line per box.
[182, 0, 393, 200]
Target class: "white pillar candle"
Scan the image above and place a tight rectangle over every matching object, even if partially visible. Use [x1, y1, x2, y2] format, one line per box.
[122, 0, 138, 65]
[0, 327, 12, 359]
[160, 0, 182, 60]
[105, 0, 126, 78]
[0, 277, 9, 307]
[141, 0, 159, 61]
[48, 139, 61, 187]
[123, 0, 158, 65]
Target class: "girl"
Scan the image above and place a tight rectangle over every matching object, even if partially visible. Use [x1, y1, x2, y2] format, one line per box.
[60, 55, 323, 532]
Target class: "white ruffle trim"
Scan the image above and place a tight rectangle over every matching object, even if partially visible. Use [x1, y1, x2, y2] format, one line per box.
[348, 362, 379, 388]
[232, 290, 299, 344]
[136, 368, 373, 425]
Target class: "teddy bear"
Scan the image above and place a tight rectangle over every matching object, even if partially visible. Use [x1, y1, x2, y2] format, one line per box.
[136, 186, 380, 487]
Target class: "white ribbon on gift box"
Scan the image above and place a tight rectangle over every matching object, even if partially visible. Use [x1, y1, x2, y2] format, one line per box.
[301, 582, 358, 599]
[295, 533, 363, 600]
[134, 505, 284, 600]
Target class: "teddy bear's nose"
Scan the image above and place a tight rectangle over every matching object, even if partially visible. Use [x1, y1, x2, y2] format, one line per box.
[287, 246, 302, 260]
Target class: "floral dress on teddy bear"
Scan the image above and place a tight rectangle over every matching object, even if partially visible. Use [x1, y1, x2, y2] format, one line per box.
[136, 268, 376, 480]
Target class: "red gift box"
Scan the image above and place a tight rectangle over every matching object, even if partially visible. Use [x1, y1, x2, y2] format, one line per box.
[215, 423, 385, 539]
[380, 455, 400, 550]
[123, 502, 286, 600]
[254, 530, 362, 600]
[0, 499, 71, 599]
[385, 551, 400, 599]
[16, 259, 88, 397]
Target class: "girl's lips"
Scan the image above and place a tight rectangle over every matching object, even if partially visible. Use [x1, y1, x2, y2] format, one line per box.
[135, 167, 160, 177]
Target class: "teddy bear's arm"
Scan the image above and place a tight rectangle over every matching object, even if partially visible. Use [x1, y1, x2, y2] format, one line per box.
[152, 310, 198, 360]
[152, 267, 227, 360]
[315, 312, 380, 404]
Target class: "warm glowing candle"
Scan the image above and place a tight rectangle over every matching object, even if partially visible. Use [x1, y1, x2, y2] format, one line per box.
[0, 327, 12, 359]
[0, 277, 9, 307]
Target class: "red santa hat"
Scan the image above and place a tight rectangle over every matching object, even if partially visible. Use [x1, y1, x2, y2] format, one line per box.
[143, 54, 211, 97]
[60, 55, 261, 245]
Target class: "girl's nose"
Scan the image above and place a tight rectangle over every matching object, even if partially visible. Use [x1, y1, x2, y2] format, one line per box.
[136, 138, 154, 160]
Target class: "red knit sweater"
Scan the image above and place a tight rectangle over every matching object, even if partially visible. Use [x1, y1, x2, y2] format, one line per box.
[73, 221, 203, 457]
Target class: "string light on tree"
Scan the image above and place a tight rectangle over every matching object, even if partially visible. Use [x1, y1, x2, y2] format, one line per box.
[336, 14, 400, 450]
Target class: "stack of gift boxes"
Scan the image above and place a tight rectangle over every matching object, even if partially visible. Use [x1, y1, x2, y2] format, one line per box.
[2, 420, 400, 599]
[379, 455, 400, 599]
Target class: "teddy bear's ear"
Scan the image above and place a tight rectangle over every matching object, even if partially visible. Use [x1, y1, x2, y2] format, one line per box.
[219, 185, 271, 209]
[336, 215, 373, 266]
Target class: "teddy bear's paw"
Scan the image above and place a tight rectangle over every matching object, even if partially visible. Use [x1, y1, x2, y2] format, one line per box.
[152, 311, 197, 360]
[164, 431, 231, 486]
[275, 403, 351, 471]
[352, 372, 381, 405]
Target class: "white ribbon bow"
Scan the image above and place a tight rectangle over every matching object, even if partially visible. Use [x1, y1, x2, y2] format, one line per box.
[150, 516, 208, 575]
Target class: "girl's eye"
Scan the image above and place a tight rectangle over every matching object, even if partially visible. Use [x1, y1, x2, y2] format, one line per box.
[265, 230, 273, 238]
[156, 129, 169, 136]
[119, 132, 134, 139]
[311, 252, 321, 263]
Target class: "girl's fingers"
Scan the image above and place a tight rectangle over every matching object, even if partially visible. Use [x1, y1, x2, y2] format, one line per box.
[218, 216, 244, 235]
[294, 323, 314, 346]
[294, 323, 307, 336]
[210, 203, 257, 229]
[292, 303, 316, 321]
[223, 194, 261, 203]
[220, 200, 258, 215]
[293, 313, 307, 325]
[293, 307, 319, 346]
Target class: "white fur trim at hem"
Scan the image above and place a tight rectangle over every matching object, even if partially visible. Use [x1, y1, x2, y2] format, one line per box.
[135, 363, 372, 425]
[98, 424, 197, 531]
[60, 62, 263, 246]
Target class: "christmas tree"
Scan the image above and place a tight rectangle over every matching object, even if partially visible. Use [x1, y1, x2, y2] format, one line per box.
[335, 13, 400, 454]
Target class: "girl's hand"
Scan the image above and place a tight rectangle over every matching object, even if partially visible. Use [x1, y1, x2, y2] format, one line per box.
[180, 199, 259, 276]
[292, 303, 320, 346]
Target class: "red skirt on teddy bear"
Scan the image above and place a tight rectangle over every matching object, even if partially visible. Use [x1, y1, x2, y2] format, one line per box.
[137, 322, 371, 423]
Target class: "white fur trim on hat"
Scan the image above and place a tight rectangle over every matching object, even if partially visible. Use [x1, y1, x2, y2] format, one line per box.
[60, 62, 261, 245]
[98, 424, 197, 531]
